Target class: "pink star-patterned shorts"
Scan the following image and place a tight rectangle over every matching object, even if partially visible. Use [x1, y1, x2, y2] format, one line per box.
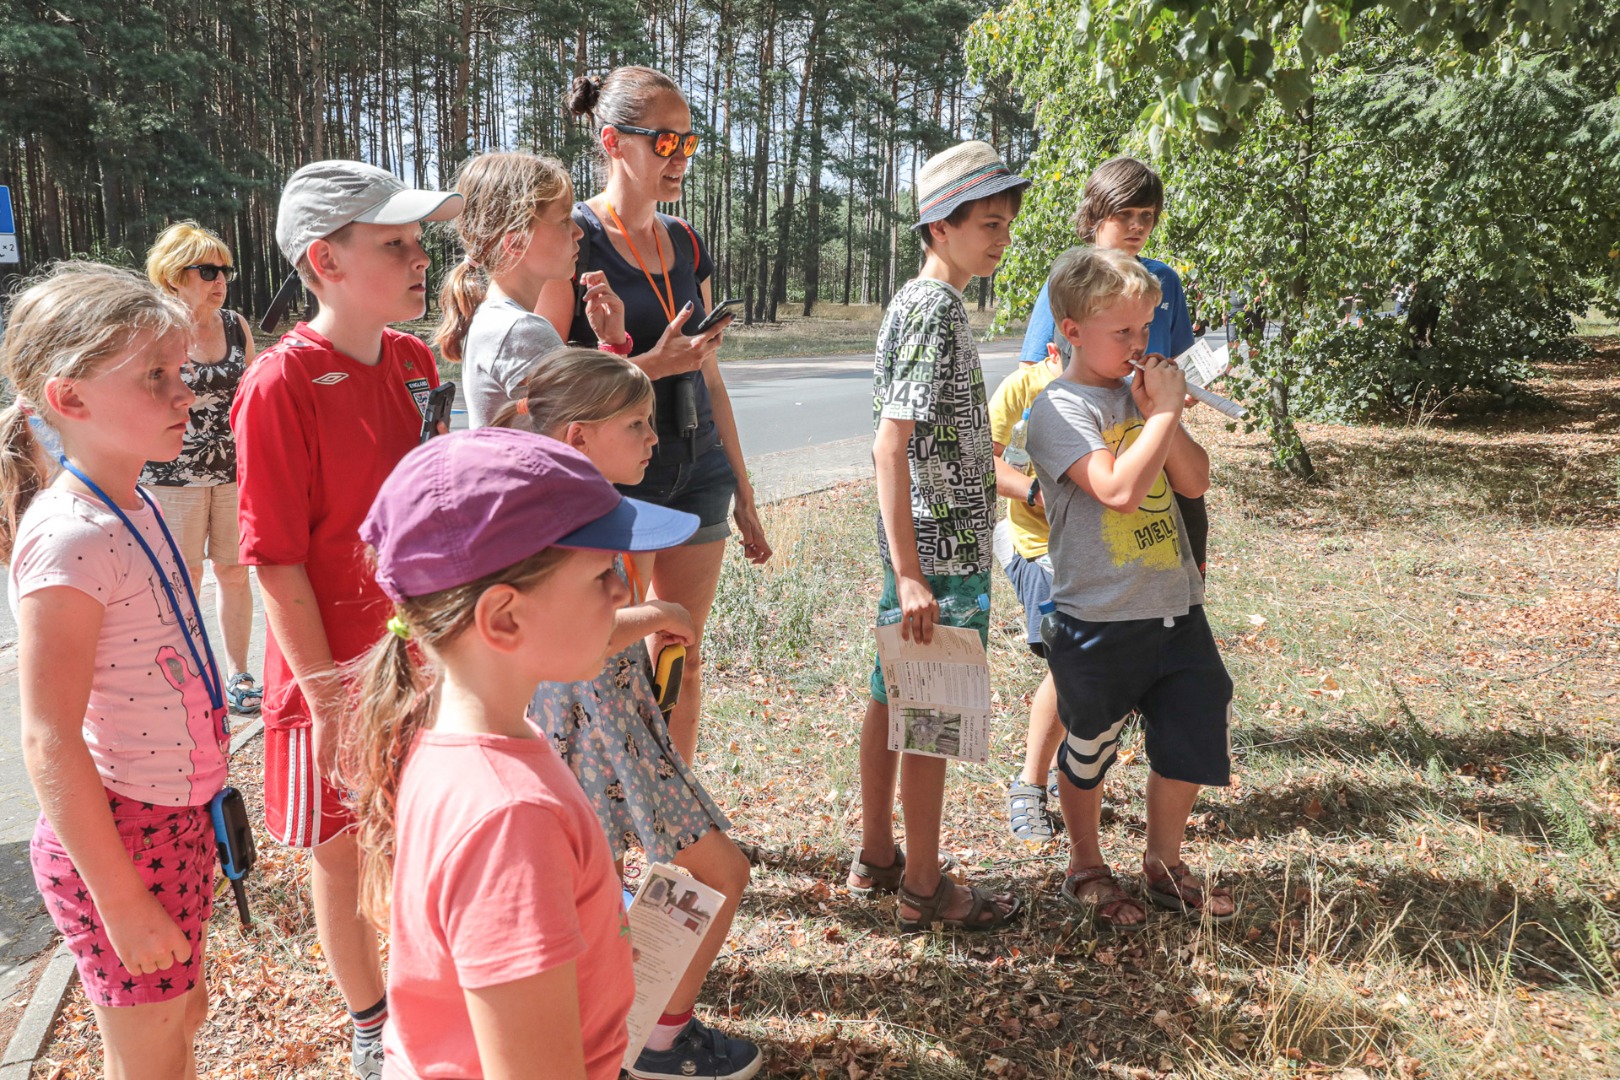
[31, 788, 216, 1007]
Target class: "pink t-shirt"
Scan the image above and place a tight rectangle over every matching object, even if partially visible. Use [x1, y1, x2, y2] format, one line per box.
[7, 488, 228, 806]
[384, 729, 634, 1080]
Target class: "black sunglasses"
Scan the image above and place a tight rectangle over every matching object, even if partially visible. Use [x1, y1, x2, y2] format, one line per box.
[613, 125, 701, 159]
[184, 263, 237, 282]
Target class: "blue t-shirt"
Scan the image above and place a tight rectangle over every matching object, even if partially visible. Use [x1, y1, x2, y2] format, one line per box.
[1019, 256, 1194, 363]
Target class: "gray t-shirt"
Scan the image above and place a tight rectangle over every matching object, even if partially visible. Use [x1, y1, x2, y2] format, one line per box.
[462, 297, 565, 428]
[1026, 378, 1204, 622]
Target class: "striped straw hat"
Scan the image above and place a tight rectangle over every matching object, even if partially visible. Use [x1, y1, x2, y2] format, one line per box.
[913, 141, 1031, 230]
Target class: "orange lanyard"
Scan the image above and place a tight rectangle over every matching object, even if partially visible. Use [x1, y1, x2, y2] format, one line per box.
[605, 201, 677, 324]
[622, 555, 646, 604]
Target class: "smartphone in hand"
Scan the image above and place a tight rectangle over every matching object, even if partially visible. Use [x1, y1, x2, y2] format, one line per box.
[419, 382, 456, 443]
[694, 297, 742, 335]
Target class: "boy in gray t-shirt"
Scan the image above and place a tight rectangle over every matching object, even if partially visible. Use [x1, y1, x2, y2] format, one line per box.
[1025, 246, 1237, 931]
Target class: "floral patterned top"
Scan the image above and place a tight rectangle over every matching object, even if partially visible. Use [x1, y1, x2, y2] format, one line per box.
[142, 309, 248, 487]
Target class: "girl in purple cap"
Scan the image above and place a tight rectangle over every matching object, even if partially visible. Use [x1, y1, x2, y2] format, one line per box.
[493, 348, 761, 1080]
[345, 428, 697, 1080]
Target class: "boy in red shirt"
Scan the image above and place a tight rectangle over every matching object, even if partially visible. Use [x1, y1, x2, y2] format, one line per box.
[231, 160, 462, 1079]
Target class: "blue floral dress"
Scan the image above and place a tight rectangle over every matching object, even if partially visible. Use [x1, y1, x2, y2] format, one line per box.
[528, 560, 729, 862]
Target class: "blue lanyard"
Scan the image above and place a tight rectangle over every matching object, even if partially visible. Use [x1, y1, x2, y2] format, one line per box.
[55, 457, 225, 714]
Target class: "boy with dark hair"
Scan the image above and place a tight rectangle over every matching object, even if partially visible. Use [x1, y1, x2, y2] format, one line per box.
[1026, 245, 1236, 931]
[846, 141, 1028, 932]
[232, 160, 462, 1079]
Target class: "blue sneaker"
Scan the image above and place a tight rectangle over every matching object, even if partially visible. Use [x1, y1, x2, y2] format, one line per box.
[630, 1018, 762, 1080]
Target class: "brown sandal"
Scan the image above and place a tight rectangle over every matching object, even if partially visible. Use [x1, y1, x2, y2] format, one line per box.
[1143, 861, 1238, 923]
[896, 877, 1022, 933]
[1060, 866, 1147, 931]
[846, 849, 959, 897]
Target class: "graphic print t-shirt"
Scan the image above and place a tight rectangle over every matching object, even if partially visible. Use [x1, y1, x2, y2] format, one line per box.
[8, 489, 228, 806]
[1026, 379, 1204, 621]
[232, 324, 437, 730]
[871, 279, 995, 577]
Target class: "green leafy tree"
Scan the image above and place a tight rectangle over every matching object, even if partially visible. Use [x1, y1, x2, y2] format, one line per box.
[970, 6, 1620, 477]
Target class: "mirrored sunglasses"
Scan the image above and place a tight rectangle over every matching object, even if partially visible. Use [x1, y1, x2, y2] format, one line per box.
[184, 263, 237, 282]
[615, 125, 701, 159]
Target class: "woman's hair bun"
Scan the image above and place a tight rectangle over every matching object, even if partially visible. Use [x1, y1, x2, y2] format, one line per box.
[568, 75, 603, 118]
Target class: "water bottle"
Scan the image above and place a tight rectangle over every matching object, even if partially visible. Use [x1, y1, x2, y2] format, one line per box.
[1001, 407, 1031, 468]
[878, 592, 990, 627]
[1038, 599, 1058, 650]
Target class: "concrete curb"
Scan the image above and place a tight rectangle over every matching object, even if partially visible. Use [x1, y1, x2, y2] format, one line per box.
[1, 718, 266, 1075]
[0, 944, 75, 1077]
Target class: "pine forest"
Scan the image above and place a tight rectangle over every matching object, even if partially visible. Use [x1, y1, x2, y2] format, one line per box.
[0, 0, 1034, 321]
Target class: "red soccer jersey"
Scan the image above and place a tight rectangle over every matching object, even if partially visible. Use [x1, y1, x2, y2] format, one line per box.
[232, 323, 437, 731]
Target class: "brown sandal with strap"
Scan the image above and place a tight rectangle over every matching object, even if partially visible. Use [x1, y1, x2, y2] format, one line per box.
[1142, 861, 1238, 923]
[846, 849, 959, 898]
[896, 877, 1022, 933]
[1060, 865, 1148, 932]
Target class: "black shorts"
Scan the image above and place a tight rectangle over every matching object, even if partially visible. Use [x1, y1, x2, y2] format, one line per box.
[1045, 606, 1233, 790]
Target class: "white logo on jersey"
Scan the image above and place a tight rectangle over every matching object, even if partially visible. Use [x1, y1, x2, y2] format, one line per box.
[312, 372, 349, 385]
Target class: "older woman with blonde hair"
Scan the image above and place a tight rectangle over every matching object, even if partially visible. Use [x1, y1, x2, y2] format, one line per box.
[141, 221, 262, 715]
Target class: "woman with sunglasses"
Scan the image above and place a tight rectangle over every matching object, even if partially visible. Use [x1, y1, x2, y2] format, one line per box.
[140, 221, 263, 716]
[540, 66, 772, 774]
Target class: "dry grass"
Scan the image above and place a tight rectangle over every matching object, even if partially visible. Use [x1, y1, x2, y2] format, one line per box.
[33, 342, 1620, 1078]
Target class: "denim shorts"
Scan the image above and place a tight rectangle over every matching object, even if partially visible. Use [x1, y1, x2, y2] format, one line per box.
[996, 524, 1053, 656]
[618, 442, 737, 545]
[1045, 606, 1233, 790]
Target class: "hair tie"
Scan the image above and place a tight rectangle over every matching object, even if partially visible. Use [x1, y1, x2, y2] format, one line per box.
[12, 397, 34, 418]
[514, 398, 529, 416]
[387, 615, 412, 641]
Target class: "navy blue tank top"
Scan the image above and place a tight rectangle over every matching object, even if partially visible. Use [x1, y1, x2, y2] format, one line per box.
[570, 202, 718, 461]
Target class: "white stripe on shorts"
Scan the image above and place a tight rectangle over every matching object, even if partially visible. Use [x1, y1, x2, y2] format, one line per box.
[293, 727, 309, 848]
[1064, 716, 1128, 761]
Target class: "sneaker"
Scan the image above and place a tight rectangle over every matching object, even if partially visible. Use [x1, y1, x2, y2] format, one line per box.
[630, 1018, 762, 1080]
[351, 1037, 383, 1080]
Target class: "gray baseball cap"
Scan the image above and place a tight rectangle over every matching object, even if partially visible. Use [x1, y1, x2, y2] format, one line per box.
[276, 160, 464, 266]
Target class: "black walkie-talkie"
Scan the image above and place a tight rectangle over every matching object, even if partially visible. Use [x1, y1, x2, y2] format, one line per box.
[209, 786, 256, 928]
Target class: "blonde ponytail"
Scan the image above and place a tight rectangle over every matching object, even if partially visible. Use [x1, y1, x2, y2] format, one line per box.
[433, 259, 487, 364]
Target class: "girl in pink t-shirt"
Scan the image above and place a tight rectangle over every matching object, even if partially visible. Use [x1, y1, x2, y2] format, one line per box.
[345, 428, 698, 1080]
[2, 264, 229, 1077]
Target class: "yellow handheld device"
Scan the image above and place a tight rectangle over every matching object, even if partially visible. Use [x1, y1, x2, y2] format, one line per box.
[652, 644, 685, 717]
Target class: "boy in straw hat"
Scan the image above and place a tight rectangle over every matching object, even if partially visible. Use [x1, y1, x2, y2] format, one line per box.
[846, 140, 1028, 932]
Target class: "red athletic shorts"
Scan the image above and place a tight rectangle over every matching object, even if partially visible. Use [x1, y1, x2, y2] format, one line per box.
[263, 724, 354, 848]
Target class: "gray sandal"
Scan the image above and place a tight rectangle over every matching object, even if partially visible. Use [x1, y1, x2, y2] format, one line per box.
[897, 877, 1023, 934]
[1008, 779, 1059, 843]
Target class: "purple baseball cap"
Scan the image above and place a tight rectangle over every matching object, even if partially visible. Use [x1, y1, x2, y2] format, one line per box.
[362, 428, 698, 602]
